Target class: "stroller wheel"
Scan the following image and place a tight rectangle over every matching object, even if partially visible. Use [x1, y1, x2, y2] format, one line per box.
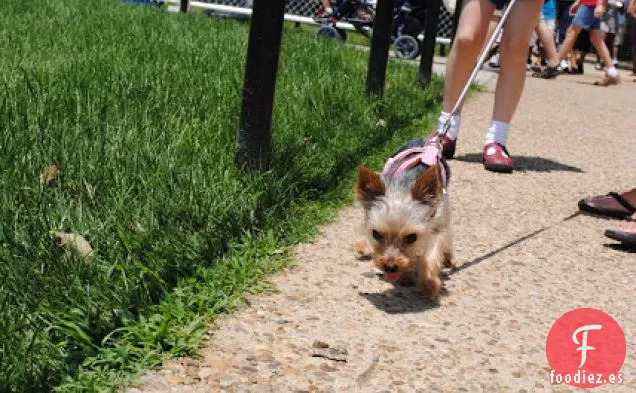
[393, 35, 420, 60]
[317, 26, 346, 41]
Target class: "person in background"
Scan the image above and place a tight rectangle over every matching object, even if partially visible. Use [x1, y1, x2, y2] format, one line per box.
[534, 0, 562, 78]
[555, 0, 621, 86]
[610, 0, 627, 65]
[595, 0, 627, 69]
[558, 0, 578, 70]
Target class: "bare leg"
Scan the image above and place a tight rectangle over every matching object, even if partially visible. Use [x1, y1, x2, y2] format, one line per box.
[535, 19, 559, 67]
[590, 29, 614, 69]
[492, 0, 543, 123]
[557, 24, 583, 62]
[612, 44, 619, 62]
[595, 30, 607, 65]
[442, 0, 495, 113]
[483, 14, 502, 53]
[320, 0, 331, 10]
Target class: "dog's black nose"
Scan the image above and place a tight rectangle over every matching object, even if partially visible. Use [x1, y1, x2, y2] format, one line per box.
[384, 264, 398, 273]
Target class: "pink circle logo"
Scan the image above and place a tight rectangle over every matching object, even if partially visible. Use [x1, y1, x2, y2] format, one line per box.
[546, 308, 626, 388]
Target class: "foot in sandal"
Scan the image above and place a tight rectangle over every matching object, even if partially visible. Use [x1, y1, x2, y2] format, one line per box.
[578, 188, 636, 219]
[605, 218, 636, 249]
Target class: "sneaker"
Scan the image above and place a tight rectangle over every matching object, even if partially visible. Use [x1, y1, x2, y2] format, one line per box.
[595, 62, 603, 70]
[483, 143, 513, 173]
[534, 65, 559, 79]
[594, 74, 621, 86]
[427, 131, 457, 159]
[560, 59, 571, 73]
[489, 53, 500, 68]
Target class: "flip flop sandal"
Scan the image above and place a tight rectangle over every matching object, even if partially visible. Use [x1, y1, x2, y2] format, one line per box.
[604, 228, 636, 248]
[578, 191, 636, 220]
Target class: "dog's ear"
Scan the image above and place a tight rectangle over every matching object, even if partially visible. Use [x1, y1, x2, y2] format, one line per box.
[411, 165, 441, 204]
[356, 167, 386, 205]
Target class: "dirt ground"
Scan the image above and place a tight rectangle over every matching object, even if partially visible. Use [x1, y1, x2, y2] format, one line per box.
[126, 67, 636, 393]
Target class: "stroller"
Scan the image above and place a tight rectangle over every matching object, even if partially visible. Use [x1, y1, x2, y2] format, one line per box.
[314, 0, 427, 60]
[314, 0, 375, 42]
[392, 0, 427, 59]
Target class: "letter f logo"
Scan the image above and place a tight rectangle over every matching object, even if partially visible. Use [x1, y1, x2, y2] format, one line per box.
[572, 325, 602, 368]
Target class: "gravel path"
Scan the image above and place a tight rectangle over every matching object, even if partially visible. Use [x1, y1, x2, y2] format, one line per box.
[127, 68, 636, 393]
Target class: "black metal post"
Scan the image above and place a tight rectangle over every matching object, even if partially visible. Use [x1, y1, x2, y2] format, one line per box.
[451, 0, 463, 45]
[418, 0, 442, 88]
[179, 0, 188, 13]
[366, 0, 395, 97]
[234, 0, 286, 170]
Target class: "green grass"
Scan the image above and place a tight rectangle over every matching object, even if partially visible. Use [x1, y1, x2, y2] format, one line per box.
[0, 1, 443, 391]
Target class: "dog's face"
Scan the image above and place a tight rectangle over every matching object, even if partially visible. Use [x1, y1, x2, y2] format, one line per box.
[356, 165, 443, 282]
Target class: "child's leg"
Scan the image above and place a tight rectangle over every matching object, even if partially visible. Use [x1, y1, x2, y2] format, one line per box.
[536, 18, 559, 67]
[437, 0, 494, 139]
[612, 42, 619, 63]
[480, 0, 541, 173]
[594, 29, 607, 65]
[483, 13, 502, 56]
[590, 28, 614, 70]
[611, 24, 624, 64]
[557, 24, 583, 62]
[491, 0, 542, 125]
[442, 0, 493, 114]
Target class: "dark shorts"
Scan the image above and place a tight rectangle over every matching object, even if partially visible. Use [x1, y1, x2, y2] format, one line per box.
[490, 0, 511, 10]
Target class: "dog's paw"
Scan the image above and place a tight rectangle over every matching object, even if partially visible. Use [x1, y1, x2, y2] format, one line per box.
[417, 275, 442, 298]
[443, 251, 457, 269]
[443, 258, 458, 270]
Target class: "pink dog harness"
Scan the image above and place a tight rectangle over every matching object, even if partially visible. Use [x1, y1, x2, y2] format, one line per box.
[381, 142, 448, 192]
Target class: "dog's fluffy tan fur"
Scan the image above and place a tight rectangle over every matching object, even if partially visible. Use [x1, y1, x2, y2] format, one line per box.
[355, 165, 454, 297]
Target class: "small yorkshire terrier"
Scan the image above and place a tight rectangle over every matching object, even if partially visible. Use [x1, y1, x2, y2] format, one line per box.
[355, 137, 455, 297]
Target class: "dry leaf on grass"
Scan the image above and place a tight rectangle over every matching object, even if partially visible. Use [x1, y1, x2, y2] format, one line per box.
[127, 221, 146, 233]
[50, 231, 93, 259]
[40, 164, 60, 185]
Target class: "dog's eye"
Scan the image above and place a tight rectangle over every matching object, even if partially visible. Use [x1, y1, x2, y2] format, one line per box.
[372, 230, 383, 241]
[404, 233, 417, 244]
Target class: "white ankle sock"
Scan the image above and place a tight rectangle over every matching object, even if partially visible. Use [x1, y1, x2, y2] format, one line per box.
[437, 112, 461, 140]
[607, 67, 618, 78]
[485, 119, 510, 146]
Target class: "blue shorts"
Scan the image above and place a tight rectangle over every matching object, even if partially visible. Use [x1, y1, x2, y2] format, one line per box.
[572, 5, 602, 30]
[490, 0, 511, 10]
